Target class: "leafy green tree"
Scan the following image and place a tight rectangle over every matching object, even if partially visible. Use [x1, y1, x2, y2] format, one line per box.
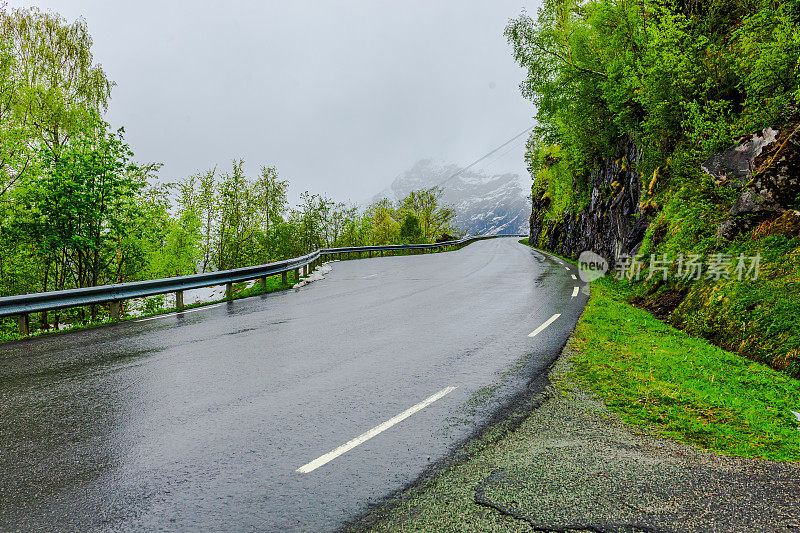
[11, 119, 143, 289]
[0, 29, 29, 199]
[183, 167, 220, 273]
[400, 186, 457, 242]
[335, 207, 371, 247]
[174, 161, 291, 269]
[294, 191, 333, 253]
[0, 5, 116, 327]
[506, 0, 800, 188]
[258, 165, 288, 239]
[399, 213, 422, 243]
[0, 6, 112, 165]
[366, 198, 401, 245]
[141, 183, 201, 279]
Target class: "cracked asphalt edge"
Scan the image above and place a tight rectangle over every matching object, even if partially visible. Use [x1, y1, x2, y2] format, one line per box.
[339, 330, 570, 532]
[350, 332, 800, 532]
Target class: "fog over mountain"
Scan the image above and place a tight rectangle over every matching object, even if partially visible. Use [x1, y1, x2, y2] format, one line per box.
[372, 160, 531, 236]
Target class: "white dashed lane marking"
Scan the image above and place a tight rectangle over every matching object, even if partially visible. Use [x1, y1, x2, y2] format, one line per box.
[297, 386, 457, 474]
[529, 313, 561, 338]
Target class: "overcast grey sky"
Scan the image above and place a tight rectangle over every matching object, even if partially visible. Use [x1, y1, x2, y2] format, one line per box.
[8, 0, 539, 203]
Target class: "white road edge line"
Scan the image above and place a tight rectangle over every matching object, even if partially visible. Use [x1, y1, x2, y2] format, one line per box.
[296, 386, 458, 474]
[528, 313, 561, 338]
[572, 286, 580, 298]
[571, 274, 577, 280]
[135, 302, 227, 322]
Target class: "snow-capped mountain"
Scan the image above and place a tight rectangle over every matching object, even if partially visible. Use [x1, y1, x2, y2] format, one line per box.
[370, 159, 531, 236]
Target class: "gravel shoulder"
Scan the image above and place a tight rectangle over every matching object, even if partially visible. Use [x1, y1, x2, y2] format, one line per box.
[359, 341, 800, 532]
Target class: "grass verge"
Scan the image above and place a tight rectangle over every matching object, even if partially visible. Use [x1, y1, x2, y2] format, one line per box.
[571, 277, 800, 462]
[521, 235, 800, 460]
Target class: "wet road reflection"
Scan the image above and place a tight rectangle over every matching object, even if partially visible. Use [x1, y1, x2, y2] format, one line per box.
[0, 239, 586, 531]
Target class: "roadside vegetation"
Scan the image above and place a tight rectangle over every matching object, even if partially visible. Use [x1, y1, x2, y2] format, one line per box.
[0, 6, 461, 339]
[520, 238, 800, 461]
[571, 278, 800, 462]
[508, 0, 800, 376]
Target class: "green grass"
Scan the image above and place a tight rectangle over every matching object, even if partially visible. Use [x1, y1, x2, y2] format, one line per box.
[522, 238, 800, 460]
[571, 277, 800, 461]
[629, 176, 800, 377]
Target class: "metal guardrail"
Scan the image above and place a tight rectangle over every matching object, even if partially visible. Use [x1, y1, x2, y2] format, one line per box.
[1, 233, 525, 335]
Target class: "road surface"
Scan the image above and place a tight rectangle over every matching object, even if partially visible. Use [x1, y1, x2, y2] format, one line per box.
[0, 238, 587, 531]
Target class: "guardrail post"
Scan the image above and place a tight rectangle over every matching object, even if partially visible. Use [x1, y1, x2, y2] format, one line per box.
[294, 267, 300, 281]
[176, 290, 184, 310]
[282, 271, 287, 285]
[18, 313, 29, 336]
[303, 264, 309, 277]
[109, 301, 121, 321]
[259, 276, 266, 290]
[225, 283, 233, 300]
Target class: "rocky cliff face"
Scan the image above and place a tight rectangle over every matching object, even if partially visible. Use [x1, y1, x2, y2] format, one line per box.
[529, 137, 651, 264]
[530, 125, 800, 263]
[706, 123, 800, 240]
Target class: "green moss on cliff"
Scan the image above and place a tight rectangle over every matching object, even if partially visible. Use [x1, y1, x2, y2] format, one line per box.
[633, 199, 800, 375]
[530, 145, 591, 222]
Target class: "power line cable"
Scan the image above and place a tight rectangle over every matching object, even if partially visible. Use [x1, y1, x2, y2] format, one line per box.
[479, 134, 529, 171]
[437, 124, 534, 188]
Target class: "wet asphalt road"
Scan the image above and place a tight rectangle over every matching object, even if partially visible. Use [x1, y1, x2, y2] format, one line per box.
[0, 238, 587, 532]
